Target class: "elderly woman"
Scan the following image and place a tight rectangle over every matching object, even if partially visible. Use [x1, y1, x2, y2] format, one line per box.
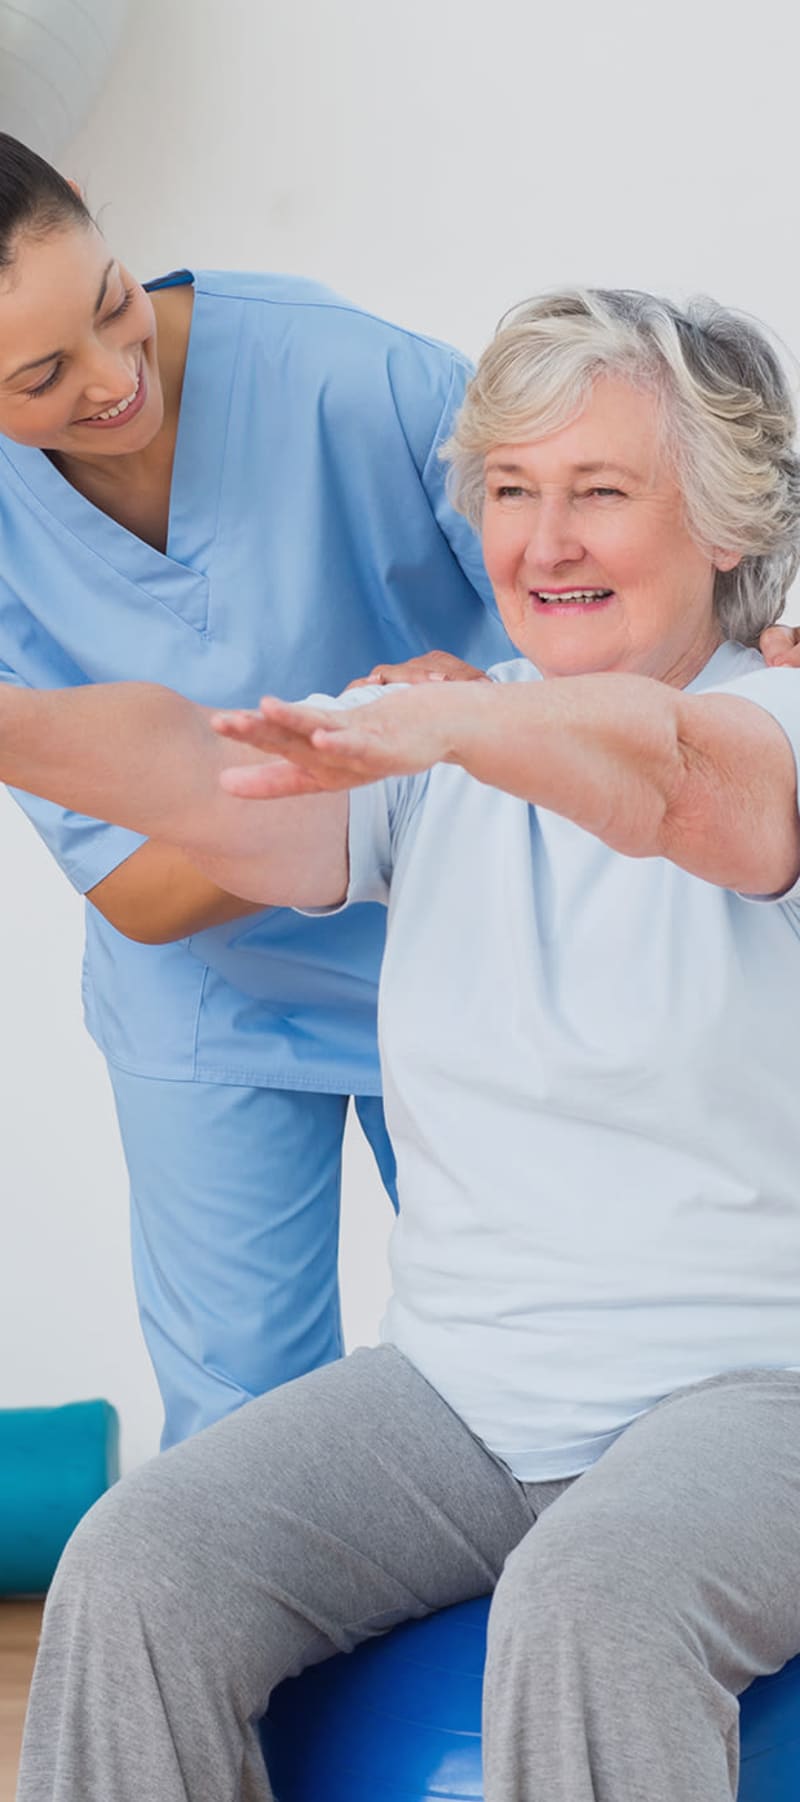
[10, 288, 800, 1802]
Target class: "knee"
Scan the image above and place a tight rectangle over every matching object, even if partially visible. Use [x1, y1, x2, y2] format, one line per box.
[48, 1453, 200, 1633]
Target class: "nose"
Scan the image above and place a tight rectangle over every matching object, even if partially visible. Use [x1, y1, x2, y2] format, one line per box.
[523, 494, 584, 574]
[81, 346, 139, 407]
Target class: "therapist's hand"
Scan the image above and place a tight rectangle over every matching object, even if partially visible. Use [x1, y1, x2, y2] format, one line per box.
[346, 650, 490, 689]
[760, 624, 800, 667]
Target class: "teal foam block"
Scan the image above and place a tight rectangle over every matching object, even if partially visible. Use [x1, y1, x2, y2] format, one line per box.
[0, 1400, 119, 1595]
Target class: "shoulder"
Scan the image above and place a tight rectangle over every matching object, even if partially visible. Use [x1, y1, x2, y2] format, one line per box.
[487, 657, 542, 685]
[688, 641, 766, 693]
[191, 267, 461, 354]
[192, 269, 471, 444]
[692, 641, 800, 743]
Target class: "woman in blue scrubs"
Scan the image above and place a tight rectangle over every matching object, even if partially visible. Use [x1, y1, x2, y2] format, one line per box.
[0, 134, 513, 1445]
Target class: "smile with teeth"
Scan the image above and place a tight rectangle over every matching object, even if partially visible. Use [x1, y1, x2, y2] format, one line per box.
[88, 372, 141, 422]
[534, 588, 613, 604]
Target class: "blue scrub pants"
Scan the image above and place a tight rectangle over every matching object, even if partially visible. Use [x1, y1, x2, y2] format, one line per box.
[108, 1071, 397, 1449]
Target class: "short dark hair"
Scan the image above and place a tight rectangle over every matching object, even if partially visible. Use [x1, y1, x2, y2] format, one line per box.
[0, 133, 91, 272]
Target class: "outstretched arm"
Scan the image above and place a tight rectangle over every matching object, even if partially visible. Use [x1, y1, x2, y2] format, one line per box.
[0, 681, 348, 907]
[213, 673, 800, 897]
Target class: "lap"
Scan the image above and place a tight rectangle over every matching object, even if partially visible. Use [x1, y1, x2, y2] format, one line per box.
[64, 1346, 533, 1690]
[499, 1368, 800, 1686]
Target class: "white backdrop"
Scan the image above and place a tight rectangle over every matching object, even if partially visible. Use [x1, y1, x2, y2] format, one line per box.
[2, 0, 799, 1471]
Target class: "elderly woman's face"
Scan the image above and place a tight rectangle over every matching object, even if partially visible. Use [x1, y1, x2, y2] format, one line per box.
[481, 376, 739, 686]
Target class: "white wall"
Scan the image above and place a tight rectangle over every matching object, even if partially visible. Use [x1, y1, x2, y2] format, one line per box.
[2, 0, 799, 1471]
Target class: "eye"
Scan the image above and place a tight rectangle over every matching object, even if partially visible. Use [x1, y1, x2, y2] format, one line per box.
[105, 286, 135, 323]
[27, 362, 63, 398]
[584, 486, 625, 500]
[24, 288, 135, 399]
[493, 484, 528, 500]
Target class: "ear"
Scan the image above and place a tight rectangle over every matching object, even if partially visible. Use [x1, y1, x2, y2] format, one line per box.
[65, 178, 84, 202]
[713, 547, 743, 573]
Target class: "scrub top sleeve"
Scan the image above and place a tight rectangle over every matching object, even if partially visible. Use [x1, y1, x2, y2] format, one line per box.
[708, 666, 800, 906]
[0, 661, 146, 894]
[419, 353, 501, 623]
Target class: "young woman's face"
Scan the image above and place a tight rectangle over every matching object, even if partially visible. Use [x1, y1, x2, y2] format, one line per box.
[481, 375, 740, 688]
[0, 221, 163, 456]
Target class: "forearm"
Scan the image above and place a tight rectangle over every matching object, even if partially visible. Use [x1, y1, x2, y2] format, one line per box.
[446, 674, 684, 855]
[211, 671, 800, 895]
[445, 675, 800, 890]
[87, 842, 267, 943]
[0, 681, 229, 835]
[0, 682, 348, 906]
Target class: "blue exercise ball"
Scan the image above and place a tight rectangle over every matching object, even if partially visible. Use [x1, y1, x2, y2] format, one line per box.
[262, 1595, 800, 1802]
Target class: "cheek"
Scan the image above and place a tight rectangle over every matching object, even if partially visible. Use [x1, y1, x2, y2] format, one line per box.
[138, 293, 157, 342]
[481, 517, 525, 591]
[586, 515, 643, 580]
[130, 296, 156, 351]
[0, 392, 73, 446]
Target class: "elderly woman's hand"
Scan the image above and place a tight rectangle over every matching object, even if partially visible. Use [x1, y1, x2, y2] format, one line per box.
[212, 686, 467, 800]
[759, 624, 800, 667]
[346, 650, 490, 689]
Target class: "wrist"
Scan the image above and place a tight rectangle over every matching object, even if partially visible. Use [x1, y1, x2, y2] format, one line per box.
[440, 680, 498, 769]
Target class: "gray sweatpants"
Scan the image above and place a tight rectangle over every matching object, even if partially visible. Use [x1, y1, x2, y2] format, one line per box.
[16, 1347, 800, 1802]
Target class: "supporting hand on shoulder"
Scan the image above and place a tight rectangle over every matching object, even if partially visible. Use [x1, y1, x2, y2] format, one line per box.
[760, 624, 800, 667]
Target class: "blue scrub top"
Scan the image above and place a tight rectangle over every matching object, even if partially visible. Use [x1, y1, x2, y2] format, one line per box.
[0, 270, 512, 1092]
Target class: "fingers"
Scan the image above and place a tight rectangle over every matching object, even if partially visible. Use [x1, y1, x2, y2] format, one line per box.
[211, 699, 342, 757]
[213, 698, 378, 800]
[361, 654, 490, 686]
[759, 625, 800, 667]
[219, 761, 327, 800]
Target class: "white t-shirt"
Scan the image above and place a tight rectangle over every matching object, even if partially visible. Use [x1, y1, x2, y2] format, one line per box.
[341, 642, 800, 1479]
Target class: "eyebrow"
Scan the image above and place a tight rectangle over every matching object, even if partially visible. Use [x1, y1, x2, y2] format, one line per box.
[485, 458, 640, 480]
[3, 259, 117, 383]
[572, 460, 639, 480]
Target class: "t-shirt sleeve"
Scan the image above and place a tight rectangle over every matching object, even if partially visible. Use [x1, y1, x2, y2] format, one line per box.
[0, 660, 146, 894]
[345, 770, 427, 905]
[293, 684, 428, 915]
[709, 666, 800, 905]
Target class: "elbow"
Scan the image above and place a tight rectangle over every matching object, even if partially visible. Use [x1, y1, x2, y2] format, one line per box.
[87, 895, 192, 945]
[121, 920, 189, 946]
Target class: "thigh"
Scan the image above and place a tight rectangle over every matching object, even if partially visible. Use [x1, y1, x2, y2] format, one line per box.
[109, 1071, 351, 1445]
[60, 1346, 534, 1711]
[25, 1350, 533, 1802]
[501, 1368, 800, 1689]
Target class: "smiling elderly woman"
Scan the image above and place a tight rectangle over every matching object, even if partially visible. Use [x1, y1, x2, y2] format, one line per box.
[10, 289, 800, 1802]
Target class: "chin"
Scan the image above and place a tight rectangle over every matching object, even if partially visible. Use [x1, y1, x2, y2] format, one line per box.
[523, 642, 609, 680]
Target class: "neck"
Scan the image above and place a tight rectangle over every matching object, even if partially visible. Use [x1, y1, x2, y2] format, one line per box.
[656, 622, 725, 691]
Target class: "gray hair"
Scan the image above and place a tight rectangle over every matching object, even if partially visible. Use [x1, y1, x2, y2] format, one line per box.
[443, 289, 800, 645]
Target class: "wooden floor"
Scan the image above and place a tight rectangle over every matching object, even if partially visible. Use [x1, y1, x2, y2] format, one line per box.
[0, 1603, 43, 1802]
